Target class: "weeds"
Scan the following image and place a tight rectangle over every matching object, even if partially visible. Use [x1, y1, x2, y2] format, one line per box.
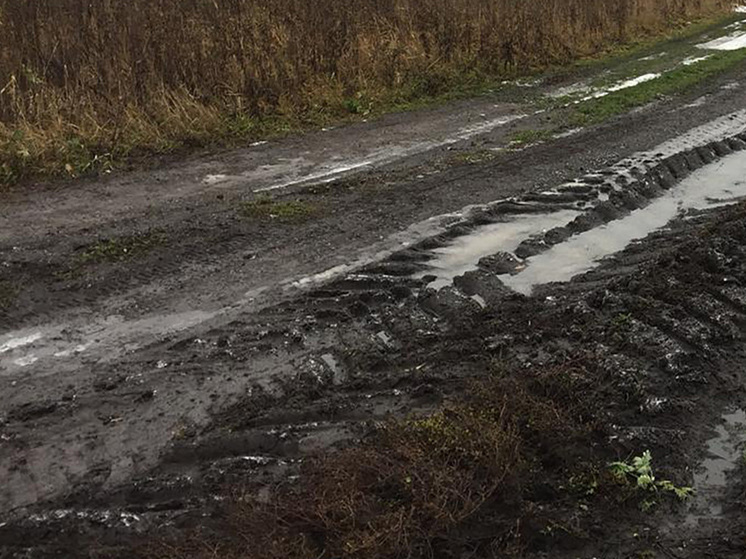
[610, 450, 694, 510]
[0, 0, 731, 186]
[151, 364, 600, 558]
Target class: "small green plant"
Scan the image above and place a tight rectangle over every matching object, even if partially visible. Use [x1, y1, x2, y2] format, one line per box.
[62, 136, 114, 178]
[343, 92, 373, 115]
[610, 450, 694, 510]
[611, 312, 633, 330]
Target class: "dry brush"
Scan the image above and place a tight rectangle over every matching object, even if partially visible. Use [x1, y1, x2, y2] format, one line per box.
[0, 0, 730, 184]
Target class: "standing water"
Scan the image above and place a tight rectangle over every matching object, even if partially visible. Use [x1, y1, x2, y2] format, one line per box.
[503, 150, 746, 294]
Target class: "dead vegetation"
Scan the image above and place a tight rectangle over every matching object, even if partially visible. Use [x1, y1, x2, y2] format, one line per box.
[0, 0, 730, 186]
[149, 363, 609, 559]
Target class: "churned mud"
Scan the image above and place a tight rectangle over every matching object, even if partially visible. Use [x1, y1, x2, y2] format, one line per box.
[2, 15, 746, 559]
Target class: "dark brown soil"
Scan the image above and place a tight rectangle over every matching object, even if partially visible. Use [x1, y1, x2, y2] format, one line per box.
[2, 37, 746, 559]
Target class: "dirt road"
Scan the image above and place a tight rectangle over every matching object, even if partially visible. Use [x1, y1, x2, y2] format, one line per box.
[2, 17, 746, 558]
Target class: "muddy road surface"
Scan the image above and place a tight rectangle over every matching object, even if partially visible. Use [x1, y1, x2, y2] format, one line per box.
[3, 20, 746, 558]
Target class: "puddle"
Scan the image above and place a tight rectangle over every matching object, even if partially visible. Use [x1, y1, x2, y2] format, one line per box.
[13, 355, 39, 367]
[0, 332, 43, 354]
[551, 72, 662, 102]
[203, 174, 230, 185]
[698, 31, 746, 51]
[548, 82, 591, 99]
[415, 210, 581, 290]
[684, 96, 709, 109]
[501, 150, 746, 295]
[581, 73, 661, 101]
[686, 409, 746, 525]
[0, 310, 221, 375]
[255, 113, 526, 193]
[295, 109, 746, 294]
[682, 55, 711, 66]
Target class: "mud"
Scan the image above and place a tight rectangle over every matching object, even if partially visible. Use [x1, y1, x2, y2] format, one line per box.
[2, 19, 746, 559]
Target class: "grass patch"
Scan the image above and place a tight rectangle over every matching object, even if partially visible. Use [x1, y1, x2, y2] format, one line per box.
[568, 12, 745, 75]
[77, 230, 165, 266]
[241, 196, 317, 221]
[509, 128, 556, 147]
[569, 49, 746, 126]
[445, 148, 499, 165]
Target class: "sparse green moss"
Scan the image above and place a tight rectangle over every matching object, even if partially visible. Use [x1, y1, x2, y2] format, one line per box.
[0, 281, 16, 309]
[241, 196, 317, 221]
[509, 128, 555, 147]
[570, 49, 746, 126]
[77, 230, 165, 265]
[446, 148, 499, 165]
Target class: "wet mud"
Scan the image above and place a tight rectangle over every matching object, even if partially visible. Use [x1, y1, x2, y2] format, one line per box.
[2, 32, 746, 559]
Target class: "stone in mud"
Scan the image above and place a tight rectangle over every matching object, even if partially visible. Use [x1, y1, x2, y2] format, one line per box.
[634, 176, 665, 200]
[610, 189, 647, 211]
[653, 164, 677, 189]
[659, 350, 700, 377]
[361, 261, 425, 277]
[468, 209, 501, 226]
[388, 248, 428, 262]
[559, 184, 595, 195]
[567, 212, 604, 234]
[581, 174, 606, 185]
[515, 237, 549, 259]
[7, 400, 58, 422]
[489, 200, 553, 216]
[93, 374, 127, 392]
[454, 269, 515, 305]
[414, 235, 450, 251]
[696, 145, 718, 164]
[417, 285, 483, 321]
[477, 252, 524, 274]
[682, 149, 706, 171]
[664, 153, 690, 179]
[523, 192, 586, 204]
[727, 137, 746, 151]
[591, 201, 624, 223]
[443, 224, 474, 240]
[543, 226, 572, 245]
[710, 140, 732, 157]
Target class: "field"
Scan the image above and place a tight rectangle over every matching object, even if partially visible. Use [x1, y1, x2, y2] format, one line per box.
[3, 3, 746, 558]
[0, 0, 731, 185]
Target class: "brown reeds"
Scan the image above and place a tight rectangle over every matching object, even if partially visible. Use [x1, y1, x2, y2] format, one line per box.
[0, 0, 730, 184]
[149, 365, 602, 559]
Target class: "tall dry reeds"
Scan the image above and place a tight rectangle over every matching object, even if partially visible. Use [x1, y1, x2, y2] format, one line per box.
[0, 0, 730, 184]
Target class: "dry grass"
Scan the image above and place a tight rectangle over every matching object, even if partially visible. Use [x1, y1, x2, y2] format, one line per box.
[0, 0, 730, 185]
[149, 363, 602, 559]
